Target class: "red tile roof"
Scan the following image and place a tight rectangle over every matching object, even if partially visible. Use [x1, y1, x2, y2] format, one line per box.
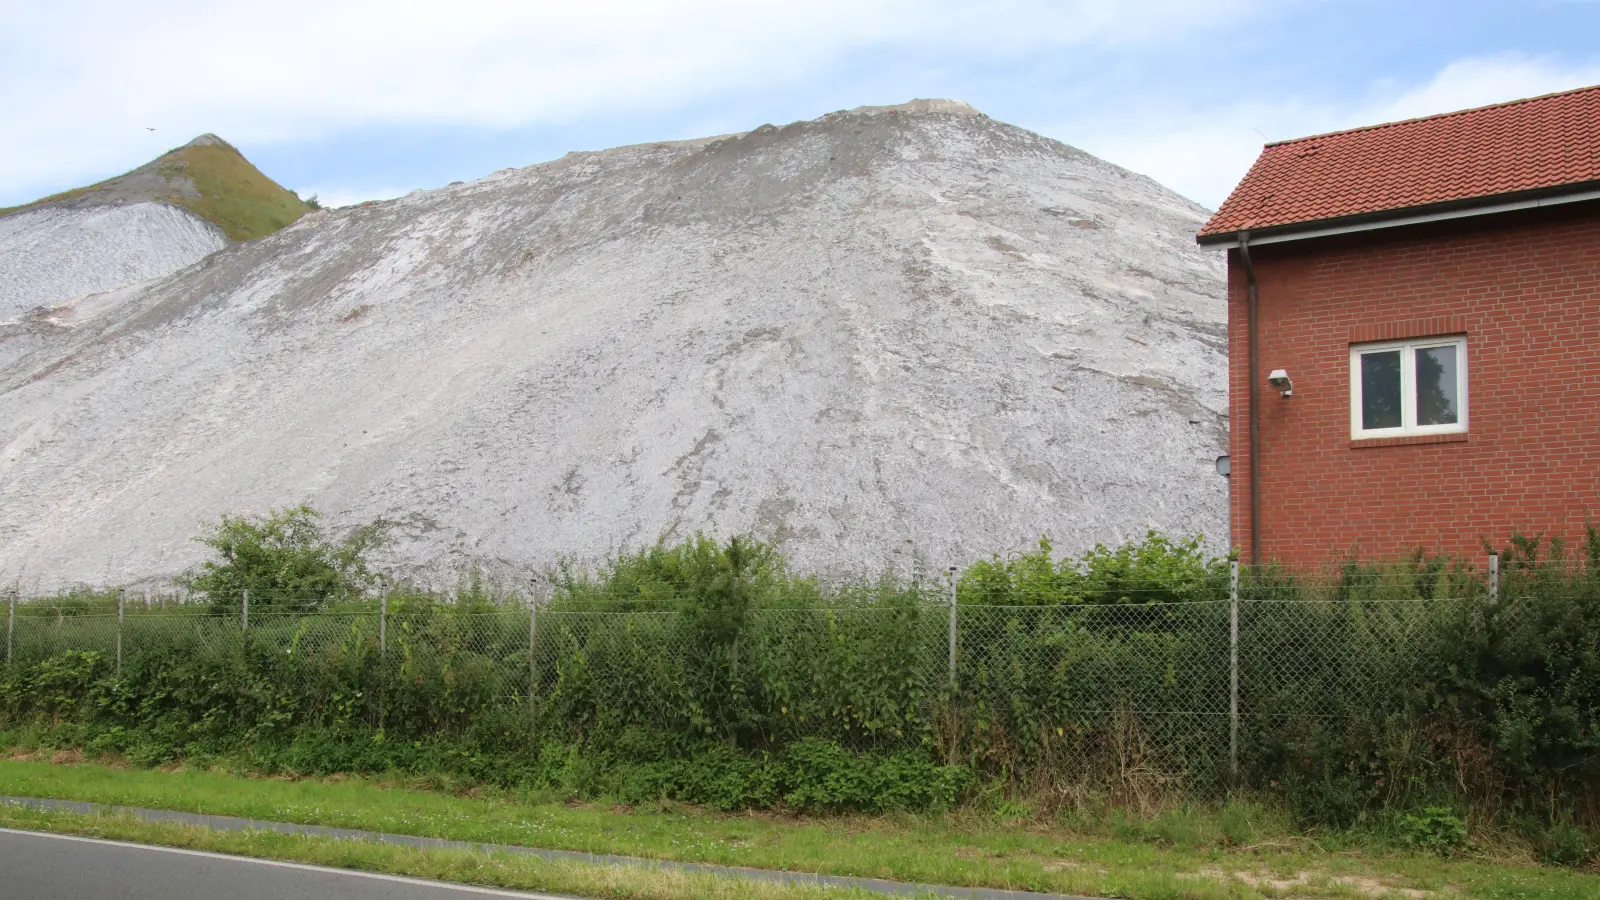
[1198, 84, 1600, 241]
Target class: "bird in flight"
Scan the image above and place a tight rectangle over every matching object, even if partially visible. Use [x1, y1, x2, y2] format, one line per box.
[146, 127, 155, 132]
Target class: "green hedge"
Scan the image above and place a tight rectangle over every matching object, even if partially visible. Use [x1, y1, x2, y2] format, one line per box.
[3, 531, 1597, 842]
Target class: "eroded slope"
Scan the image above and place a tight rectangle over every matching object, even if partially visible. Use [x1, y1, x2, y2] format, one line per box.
[0, 102, 1227, 587]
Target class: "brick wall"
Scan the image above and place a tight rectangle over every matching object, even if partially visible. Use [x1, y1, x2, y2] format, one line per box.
[1227, 204, 1600, 568]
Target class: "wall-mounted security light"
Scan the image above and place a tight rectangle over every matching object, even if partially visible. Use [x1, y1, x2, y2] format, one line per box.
[1267, 369, 1293, 397]
[1215, 455, 1231, 477]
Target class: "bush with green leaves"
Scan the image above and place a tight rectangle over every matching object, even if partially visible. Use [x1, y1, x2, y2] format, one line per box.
[1535, 821, 1596, 867]
[958, 532, 1230, 607]
[3, 522, 1598, 846]
[179, 504, 389, 614]
[1395, 807, 1469, 854]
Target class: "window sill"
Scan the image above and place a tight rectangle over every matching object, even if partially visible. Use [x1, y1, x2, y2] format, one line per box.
[1350, 432, 1469, 449]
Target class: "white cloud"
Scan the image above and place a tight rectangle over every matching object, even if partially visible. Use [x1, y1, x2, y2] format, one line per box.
[0, 0, 1233, 199]
[8, 6, 1593, 213]
[1363, 55, 1600, 122]
[1071, 53, 1600, 209]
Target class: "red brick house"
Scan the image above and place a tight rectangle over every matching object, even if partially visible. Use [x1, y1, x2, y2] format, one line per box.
[1197, 85, 1600, 567]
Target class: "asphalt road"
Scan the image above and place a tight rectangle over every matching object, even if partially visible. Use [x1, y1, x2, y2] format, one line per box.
[0, 828, 575, 900]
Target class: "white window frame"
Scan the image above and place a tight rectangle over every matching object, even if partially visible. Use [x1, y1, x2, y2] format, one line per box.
[1349, 336, 1468, 440]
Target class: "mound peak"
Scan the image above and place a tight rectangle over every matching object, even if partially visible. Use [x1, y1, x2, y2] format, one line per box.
[845, 98, 982, 117]
[1, 135, 309, 242]
[182, 133, 233, 149]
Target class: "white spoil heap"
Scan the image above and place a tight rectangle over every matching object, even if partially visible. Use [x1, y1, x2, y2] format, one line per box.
[0, 203, 226, 322]
[0, 101, 1228, 588]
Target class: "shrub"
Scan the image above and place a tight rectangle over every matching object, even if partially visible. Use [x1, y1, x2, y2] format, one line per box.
[3, 526, 1598, 838]
[1395, 807, 1468, 854]
[179, 505, 389, 613]
[14, 651, 103, 724]
[959, 531, 1228, 606]
[1534, 821, 1596, 867]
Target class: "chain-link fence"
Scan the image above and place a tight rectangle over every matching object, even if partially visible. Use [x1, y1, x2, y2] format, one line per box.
[0, 559, 1561, 798]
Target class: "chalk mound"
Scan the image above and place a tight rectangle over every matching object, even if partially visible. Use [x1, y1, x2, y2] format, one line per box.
[0, 134, 312, 323]
[0, 203, 226, 321]
[848, 98, 983, 116]
[0, 102, 1227, 588]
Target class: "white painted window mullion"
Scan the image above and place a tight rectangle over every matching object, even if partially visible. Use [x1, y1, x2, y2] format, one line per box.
[1400, 346, 1417, 430]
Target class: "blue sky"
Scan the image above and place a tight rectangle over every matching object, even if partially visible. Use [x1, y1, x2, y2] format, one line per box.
[2, 1, 1598, 211]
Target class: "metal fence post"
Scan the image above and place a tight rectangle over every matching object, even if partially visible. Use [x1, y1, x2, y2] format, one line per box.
[1229, 560, 1240, 786]
[242, 589, 249, 632]
[528, 582, 540, 706]
[947, 566, 958, 691]
[6, 591, 14, 665]
[380, 585, 388, 656]
[1488, 552, 1500, 604]
[116, 590, 125, 675]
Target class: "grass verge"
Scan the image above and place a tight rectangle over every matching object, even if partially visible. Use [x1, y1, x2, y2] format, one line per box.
[0, 804, 877, 900]
[1, 757, 1595, 900]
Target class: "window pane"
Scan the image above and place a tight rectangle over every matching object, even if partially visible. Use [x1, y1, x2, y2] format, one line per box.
[1415, 345, 1459, 425]
[1360, 350, 1402, 430]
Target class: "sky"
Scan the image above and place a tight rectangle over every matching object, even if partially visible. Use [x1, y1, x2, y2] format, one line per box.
[2, 1, 1598, 211]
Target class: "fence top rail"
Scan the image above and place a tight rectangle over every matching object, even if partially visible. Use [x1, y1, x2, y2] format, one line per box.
[10, 608, 219, 614]
[1239, 596, 1479, 605]
[9, 595, 1523, 617]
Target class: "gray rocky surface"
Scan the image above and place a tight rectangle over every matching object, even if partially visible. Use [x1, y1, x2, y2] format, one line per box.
[0, 101, 1227, 589]
[0, 203, 226, 321]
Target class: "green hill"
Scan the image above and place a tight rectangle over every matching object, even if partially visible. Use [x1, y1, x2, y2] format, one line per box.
[0, 135, 312, 242]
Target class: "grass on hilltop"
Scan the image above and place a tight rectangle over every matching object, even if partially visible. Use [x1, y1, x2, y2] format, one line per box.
[158, 142, 310, 241]
[0, 139, 310, 241]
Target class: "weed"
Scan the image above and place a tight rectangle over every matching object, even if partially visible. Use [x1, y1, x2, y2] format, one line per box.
[1396, 807, 1468, 855]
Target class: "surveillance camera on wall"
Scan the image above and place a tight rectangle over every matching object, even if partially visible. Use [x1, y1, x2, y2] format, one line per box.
[1267, 369, 1293, 397]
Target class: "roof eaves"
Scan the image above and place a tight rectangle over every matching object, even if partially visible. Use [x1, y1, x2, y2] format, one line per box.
[1195, 179, 1600, 248]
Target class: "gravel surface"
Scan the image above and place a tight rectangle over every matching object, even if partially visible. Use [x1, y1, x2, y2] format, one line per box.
[0, 101, 1227, 589]
[0, 203, 225, 321]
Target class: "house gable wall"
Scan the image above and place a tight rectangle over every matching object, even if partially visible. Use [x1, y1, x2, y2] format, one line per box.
[1228, 203, 1600, 567]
